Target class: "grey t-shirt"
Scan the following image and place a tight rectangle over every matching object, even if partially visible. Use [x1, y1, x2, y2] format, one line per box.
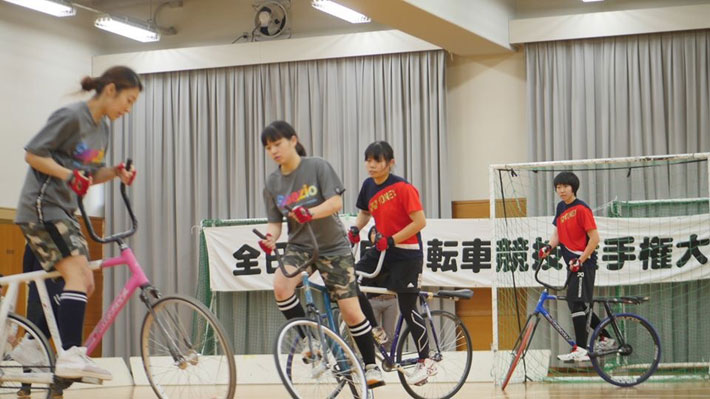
[263, 156, 350, 256]
[15, 102, 109, 224]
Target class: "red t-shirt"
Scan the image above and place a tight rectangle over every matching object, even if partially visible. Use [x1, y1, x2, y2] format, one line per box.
[356, 174, 423, 259]
[553, 199, 597, 253]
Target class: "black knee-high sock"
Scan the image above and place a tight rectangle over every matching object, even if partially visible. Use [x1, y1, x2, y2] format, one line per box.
[398, 293, 429, 359]
[590, 311, 610, 338]
[277, 294, 307, 338]
[349, 319, 376, 365]
[357, 291, 379, 327]
[277, 294, 306, 320]
[571, 309, 588, 349]
[57, 290, 87, 350]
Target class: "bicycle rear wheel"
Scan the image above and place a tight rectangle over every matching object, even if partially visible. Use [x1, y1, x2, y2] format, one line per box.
[500, 315, 536, 390]
[0, 313, 55, 399]
[274, 318, 367, 399]
[395, 310, 472, 399]
[589, 313, 661, 387]
[140, 295, 236, 399]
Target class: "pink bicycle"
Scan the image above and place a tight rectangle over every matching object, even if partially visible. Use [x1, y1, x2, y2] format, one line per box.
[0, 164, 236, 399]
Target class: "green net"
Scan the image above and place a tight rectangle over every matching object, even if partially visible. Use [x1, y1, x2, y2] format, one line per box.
[492, 154, 710, 385]
[197, 218, 331, 355]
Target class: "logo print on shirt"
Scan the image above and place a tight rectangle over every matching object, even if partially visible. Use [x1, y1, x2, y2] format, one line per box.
[559, 209, 577, 224]
[73, 141, 105, 165]
[368, 189, 397, 212]
[277, 184, 319, 208]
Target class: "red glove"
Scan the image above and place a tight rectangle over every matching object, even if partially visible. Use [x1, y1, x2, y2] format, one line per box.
[291, 206, 313, 224]
[347, 226, 360, 245]
[569, 258, 582, 273]
[115, 162, 137, 186]
[66, 169, 92, 196]
[258, 233, 274, 255]
[375, 235, 394, 252]
[538, 244, 552, 259]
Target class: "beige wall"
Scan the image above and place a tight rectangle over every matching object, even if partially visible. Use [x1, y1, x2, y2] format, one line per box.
[0, 3, 106, 214]
[446, 51, 528, 202]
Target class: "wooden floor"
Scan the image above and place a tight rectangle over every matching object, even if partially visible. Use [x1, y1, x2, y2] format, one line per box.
[18, 381, 710, 398]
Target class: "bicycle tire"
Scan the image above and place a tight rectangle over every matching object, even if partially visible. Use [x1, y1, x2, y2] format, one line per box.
[500, 316, 535, 391]
[0, 313, 55, 399]
[589, 313, 661, 387]
[395, 310, 473, 399]
[274, 317, 367, 399]
[140, 294, 237, 399]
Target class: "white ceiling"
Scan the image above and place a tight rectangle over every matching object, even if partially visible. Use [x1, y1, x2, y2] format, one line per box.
[6, 0, 710, 55]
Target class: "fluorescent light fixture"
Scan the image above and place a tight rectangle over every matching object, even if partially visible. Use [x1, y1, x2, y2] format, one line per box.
[3, 0, 76, 17]
[582, 0, 604, 2]
[311, 0, 370, 24]
[95, 14, 160, 42]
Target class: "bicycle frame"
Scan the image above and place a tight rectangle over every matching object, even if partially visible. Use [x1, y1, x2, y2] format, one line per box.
[530, 290, 577, 348]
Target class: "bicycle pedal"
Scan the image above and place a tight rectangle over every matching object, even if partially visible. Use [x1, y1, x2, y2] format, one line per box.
[414, 378, 428, 386]
[367, 380, 386, 389]
[78, 376, 103, 385]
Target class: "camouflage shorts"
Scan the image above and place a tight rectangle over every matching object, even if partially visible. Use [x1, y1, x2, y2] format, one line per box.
[283, 249, 358, 300]
[19, 218, 89, 271]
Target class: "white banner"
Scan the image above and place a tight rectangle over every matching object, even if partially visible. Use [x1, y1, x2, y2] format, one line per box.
[203, 215, 710, 291]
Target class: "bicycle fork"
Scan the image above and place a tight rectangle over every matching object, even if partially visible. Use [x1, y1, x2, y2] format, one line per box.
[140, 285, 194, 368]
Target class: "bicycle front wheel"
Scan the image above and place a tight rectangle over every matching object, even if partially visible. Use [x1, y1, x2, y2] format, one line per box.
[396, 310, 472, 399]
[274, 318, 367, 399]
[500, 315, 536, 391]
[589, 313, 661, 387]
[140, 295, 236, 399]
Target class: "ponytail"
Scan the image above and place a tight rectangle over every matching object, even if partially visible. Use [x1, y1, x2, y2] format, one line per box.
[80, 66, 143, 96]
[295, 142, 307, 156]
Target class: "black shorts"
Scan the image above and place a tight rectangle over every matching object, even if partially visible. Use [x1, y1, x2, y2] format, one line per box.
[356, 250, 422, 293]
[561, 247, 596, 303]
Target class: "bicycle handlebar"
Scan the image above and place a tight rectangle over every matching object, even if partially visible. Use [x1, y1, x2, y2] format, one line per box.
[77, 158, 138, 244]
[534, 257, 572, 292]
[252, 205, 319, 279]
[353, 237, 386, 280]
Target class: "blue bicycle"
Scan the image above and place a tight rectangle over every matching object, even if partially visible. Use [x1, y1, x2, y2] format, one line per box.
[254, 223, 368, 399]
[500, 262, 661, 390]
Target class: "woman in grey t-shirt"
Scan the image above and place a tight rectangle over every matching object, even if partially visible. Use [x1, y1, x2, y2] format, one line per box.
[14, 66, 140, 382]
[258, 120, 384, 388]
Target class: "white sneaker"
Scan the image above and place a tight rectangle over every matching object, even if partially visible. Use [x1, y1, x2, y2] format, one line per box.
[55, 346, 112, 380]
[10, 336, 45, 367]
[595, 337, 617, 352]
[365, 364, 385, 388]
[372, 327, 388, 346]
[300, 339, 322, 364]
[406, 358, 438, 386]
[557, 346, 590, 362]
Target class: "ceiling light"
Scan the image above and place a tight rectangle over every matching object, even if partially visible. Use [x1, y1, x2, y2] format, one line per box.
[95, 14, 160, 42]
[582, 0, 604, 2]
[3, 0, 76, 17]
[311, 0, 370, 24]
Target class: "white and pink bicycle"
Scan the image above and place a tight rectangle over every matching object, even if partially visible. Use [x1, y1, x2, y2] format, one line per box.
[0, 164, 236, 399]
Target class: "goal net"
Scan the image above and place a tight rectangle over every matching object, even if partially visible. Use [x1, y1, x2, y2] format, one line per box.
[491, 153, 710, 385]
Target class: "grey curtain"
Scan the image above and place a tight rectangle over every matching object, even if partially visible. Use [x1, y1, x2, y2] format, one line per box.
[526, 29, 710, 213]
[102, 50, 449, 357]
[522, 30, 710, 370]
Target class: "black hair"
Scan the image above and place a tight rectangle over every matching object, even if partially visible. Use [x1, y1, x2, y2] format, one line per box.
[553, 171, 580, 195]
[260, 121, 306, 156]
[364, 140, 394, 162]
[80, 66, 143, 96]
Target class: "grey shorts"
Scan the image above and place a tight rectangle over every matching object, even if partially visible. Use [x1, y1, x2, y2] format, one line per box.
[282, 249, 358, 300]
[18, 218, 89, 271]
